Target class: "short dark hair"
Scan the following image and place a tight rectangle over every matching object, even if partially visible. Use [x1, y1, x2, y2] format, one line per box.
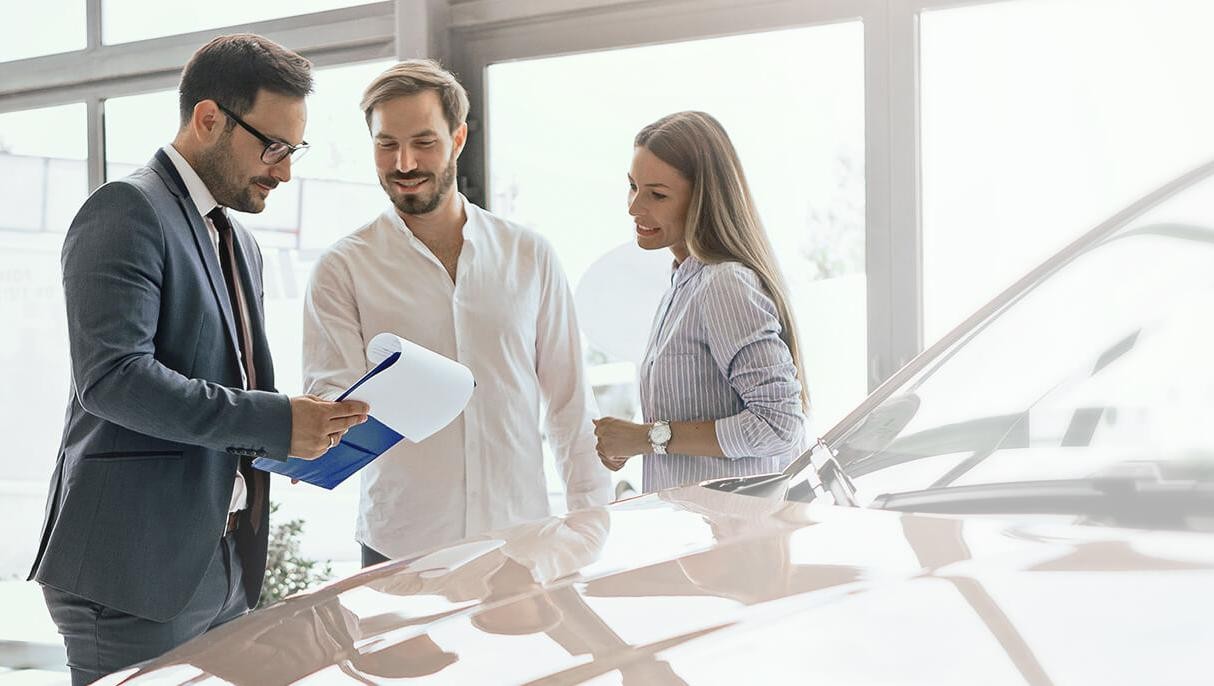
[178, 33, 313, 127]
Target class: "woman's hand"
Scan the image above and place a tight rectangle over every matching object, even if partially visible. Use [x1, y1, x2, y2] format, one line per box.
[593, 417, 652, 471]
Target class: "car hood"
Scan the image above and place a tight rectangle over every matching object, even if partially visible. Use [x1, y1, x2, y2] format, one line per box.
[108, 487, 1214, 685]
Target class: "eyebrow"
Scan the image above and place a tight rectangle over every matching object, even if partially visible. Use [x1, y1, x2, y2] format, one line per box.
[626, 174, 670, 189]
[249, 120, 294, 146]
[250, 123, 293, 146]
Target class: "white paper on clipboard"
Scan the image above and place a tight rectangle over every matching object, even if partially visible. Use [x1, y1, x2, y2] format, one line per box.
[344, 332, 475, 442]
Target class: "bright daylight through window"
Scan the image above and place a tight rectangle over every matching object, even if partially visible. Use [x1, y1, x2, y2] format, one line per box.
[487, 23, 868, 496]
[921, 0, 1214, 340]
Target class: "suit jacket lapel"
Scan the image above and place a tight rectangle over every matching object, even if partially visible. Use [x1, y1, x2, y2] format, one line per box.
[149, 150, 242, 368]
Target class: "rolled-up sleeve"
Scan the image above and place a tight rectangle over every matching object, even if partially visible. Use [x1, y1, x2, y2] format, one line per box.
[701, 265, 805, 459]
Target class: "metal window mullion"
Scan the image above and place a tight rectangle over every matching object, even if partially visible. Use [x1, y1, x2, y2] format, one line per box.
[863, 6, 896, 393]
[86, 0, 102, 49]
[874, 0, 925, 389]
[86, 98, 106, 192]
[395, 0, 450, 62]
[874, 0, 999, 386]
[85, 0, 106, 192]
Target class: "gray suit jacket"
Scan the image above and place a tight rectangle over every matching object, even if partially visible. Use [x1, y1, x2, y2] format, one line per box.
[29, 149, 293, 622]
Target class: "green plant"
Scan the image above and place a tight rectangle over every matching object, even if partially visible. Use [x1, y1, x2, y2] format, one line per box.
[259, 502, 333, 608]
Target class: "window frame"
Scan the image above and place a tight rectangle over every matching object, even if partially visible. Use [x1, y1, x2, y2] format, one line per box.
[447, 0, 992, 397]
[0, 0, 1005, 402]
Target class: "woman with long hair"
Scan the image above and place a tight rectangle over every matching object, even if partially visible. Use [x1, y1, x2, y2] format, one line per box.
[594, 111, 809, 493]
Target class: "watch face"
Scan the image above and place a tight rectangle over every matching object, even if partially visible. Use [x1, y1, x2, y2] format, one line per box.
[650, 423, 672, 444]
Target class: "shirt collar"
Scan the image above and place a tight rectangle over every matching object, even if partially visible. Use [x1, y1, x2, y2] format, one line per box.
[388, 192, 481, 246]
[161, 144, 220, 220]
[671, 254, 706, 287]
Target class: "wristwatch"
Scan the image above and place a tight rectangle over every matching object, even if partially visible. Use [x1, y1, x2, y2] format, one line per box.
[648, 420, 672, 455]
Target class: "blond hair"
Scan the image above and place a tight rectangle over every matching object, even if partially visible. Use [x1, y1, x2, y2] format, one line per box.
[635, 111, 810, 411]
[360, 59, 469, 132]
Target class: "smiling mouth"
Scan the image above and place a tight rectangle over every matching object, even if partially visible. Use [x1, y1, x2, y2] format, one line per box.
[393, 177, 429, 191]
[636, 224, 661, 236]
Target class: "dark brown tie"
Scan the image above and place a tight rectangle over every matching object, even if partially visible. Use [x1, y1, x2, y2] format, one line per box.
[208, 206, 266, 532]
[208, 207, 258, 389]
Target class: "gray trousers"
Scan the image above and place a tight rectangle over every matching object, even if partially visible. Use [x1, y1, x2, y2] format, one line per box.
[42, 533, 249, 686]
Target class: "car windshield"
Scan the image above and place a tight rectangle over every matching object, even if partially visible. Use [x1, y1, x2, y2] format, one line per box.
[816, 165, 1214, 527]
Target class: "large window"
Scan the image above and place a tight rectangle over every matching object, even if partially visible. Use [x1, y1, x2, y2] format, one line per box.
[921, 0, 1214, 341]
[0, 104, 86, 578]
[486, 22, 868, 459]
[0, 0, 86, 62]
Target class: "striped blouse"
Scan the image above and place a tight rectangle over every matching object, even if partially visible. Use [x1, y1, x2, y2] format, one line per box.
[639, 256, 807, 493]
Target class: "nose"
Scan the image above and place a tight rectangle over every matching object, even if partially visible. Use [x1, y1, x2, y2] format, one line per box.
[271, 156, 292, 183]
[627, 192, 643, 217]
[394, 145, 418, 174]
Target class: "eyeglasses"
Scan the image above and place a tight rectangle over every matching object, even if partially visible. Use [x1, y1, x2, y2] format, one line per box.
[216, 103, 310, 165]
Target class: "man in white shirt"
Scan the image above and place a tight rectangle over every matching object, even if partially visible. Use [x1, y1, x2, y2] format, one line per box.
[302, 60, 612, 564]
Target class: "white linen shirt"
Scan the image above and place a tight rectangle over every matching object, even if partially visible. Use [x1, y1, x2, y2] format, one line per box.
[302, 196, 612, 558]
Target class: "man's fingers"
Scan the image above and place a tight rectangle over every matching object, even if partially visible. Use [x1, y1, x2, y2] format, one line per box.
[333, 400, 371, 417]
[321, 430, 345, 450]
[328, 414, 367, 432]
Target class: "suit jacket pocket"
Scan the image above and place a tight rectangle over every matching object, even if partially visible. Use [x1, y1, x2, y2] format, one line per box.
[82, 450, 184, 461]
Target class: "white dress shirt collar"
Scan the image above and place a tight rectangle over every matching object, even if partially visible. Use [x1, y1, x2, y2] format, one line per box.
[161, 144, 221, 219]
[386, 192, 482, 248]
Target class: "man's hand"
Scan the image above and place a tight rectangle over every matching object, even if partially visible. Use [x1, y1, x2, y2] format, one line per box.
[289, 395, 370, 460]
[593, 417, 650, 472]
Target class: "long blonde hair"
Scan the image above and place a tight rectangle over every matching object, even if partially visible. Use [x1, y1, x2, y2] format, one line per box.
[635, 111, 809, 411]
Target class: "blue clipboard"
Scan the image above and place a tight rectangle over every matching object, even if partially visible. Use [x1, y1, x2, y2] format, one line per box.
[253, 353, 405, 489]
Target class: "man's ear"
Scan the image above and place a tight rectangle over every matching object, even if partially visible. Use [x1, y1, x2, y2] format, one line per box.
[190, 99, 226, 144]
[451, 122, 469, 160]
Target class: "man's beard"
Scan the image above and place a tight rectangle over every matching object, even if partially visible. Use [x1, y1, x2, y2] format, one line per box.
[195, 129, 278, 213]
[382, 149, 457, 216]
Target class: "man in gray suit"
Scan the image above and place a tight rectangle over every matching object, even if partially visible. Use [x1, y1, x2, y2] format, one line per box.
[28, 34, 369, 685]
